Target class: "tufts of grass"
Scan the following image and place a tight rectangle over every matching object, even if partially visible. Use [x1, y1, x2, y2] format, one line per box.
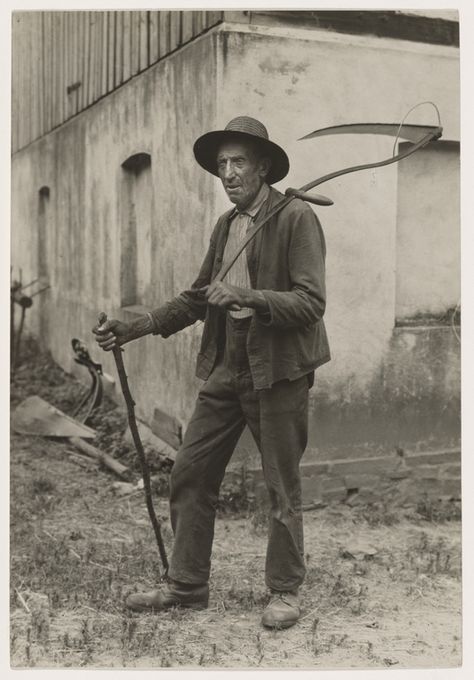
[414, 496, 461, 523]
[352, 501, 400, 527]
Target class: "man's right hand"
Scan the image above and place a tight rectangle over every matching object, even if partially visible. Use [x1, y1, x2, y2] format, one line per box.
[92, 318, 132, 352]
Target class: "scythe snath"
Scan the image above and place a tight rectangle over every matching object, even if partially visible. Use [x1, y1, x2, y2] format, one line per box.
[215, 101, 443, 283]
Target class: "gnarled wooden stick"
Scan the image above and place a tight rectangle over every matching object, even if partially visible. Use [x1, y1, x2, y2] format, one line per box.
[98, 312, 169, 576]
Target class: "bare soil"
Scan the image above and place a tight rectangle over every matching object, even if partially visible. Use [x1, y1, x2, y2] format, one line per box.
[10, 339, 462, 669]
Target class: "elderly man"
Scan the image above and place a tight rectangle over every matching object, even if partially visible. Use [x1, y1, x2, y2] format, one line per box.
[94, 116, 330, 629]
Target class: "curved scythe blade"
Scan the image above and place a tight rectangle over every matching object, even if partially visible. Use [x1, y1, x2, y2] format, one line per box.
[213, 119, 443, 283]
[300, 122, 441, 143]
[298, 123, 443, 194]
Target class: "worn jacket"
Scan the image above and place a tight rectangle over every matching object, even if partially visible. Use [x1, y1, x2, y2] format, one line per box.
[150, 186, 330, 389]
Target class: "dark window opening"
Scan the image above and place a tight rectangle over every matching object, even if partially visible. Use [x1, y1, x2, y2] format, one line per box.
[120, 153, 153, 308]
[38, 186, 50, 286]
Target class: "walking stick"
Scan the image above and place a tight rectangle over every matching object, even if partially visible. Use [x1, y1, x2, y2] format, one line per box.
[98, 312, 169, 576]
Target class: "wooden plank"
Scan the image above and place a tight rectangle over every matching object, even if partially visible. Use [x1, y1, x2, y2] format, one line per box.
[92, 11, 99, 102]
[38, 11, 46, 137]
[158, 11, 170, 58]
[76, 11, 83, 114]
[139, 10, 148, 71]
[32, 12, 39, 139]
[58, 12, 66, 126]
[25, 13, 32, 144]
[70, 438, 131, 480]
[62, 11, 69, 120]
[10, 14, 16, 151]
[92, 11, 99, 104]
[66, 11, 75, 119]
[205, 10, 223, 29]
[194, 11, 204, 37]
[11, 13, 19, 151]
[122, 11, 131, 82]
[169, 11, 181, 52]
[50, 12, 56, 129]
[30, 13, 39, 142]
[151, 407, 182, 451]
[66, 11, 72, 117]
[21, 13, 27, 145]
[69, 11, 79, 117]
[106, 11, 115, 93]
[80, 11, 89, 112]
[39, 12, 46, 137]
[181, 11, 194, 44]
[101, 11, 108, 97]
[56, 11, 63, 125]
[130, 10, 140, 76]
[79, 11, 86, 113]
[115, 11, 123, 88]
[54, 12, 60, 126]
[37, 12, 45, 138]
[87, 11, 96, 106]
[16, 13, 22, 148]
[20, 13, 27, 146]
[64, 11, 71, 121]
[44, 12, 52, 135]
[149, 10, 159, 64]
[94, 11, 104, 101]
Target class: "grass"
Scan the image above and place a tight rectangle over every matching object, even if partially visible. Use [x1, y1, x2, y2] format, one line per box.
[10, 338, 463, 669]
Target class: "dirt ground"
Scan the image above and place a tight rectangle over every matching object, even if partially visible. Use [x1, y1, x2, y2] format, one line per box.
[9, 339, 462, 670]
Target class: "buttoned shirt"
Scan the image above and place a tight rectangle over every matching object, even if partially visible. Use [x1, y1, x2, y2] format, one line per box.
[222, 183, 270, 318]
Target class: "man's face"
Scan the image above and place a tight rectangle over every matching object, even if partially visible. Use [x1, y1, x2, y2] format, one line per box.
[216, 140, 270, 211]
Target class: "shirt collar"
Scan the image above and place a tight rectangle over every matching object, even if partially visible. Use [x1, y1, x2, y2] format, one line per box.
[230, 183, 270, 221]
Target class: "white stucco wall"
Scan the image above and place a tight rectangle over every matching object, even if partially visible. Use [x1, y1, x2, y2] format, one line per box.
[395, 141, 460, 319]
[213, 24, 459, 401]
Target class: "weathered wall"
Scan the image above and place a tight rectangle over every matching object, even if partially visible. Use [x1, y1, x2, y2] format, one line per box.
[11, 20, 460, 485]
[11, 30, 221, 426]
[213, 24, 460, 465]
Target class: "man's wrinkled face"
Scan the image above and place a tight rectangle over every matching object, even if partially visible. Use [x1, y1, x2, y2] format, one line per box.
[216, 139, 270, 211]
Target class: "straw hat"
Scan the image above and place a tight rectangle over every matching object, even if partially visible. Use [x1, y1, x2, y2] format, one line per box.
[193, 116, 289, 185]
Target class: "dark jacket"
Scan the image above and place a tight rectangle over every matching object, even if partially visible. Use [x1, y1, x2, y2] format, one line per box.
[150, 186, 330, 389]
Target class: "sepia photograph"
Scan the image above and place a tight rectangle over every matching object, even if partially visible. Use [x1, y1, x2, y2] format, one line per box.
[7, 2, 465, 672]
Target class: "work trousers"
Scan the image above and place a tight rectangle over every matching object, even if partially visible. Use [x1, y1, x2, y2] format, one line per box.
[168, 315, 309, 592]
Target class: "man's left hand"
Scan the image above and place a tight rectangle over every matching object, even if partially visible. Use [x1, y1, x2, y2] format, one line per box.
[203, 281, 247, 311]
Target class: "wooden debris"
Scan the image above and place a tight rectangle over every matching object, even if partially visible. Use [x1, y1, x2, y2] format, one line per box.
[12, 395, 96, 438]
[15, 588, 31, 613]
[111, 481, 136, 497]
[69, 437, 131, 481]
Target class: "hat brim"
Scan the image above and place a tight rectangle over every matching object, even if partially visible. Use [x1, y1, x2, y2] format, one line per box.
[193, 130, 289, 185]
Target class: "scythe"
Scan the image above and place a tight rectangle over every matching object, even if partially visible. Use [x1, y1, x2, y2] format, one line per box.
[214, 101, 443, 283]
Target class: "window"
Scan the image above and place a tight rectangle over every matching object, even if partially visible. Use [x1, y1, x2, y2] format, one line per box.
[38, 185, 51, 342]
[120, 152, 152, 308]
[38, 186, 50, 286]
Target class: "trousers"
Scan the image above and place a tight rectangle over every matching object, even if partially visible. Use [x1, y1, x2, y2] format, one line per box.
[168, 314, 309, 592]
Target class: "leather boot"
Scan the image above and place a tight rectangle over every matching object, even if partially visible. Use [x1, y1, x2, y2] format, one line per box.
[125, 580, 209, 613]
[261, 590, 301, 629]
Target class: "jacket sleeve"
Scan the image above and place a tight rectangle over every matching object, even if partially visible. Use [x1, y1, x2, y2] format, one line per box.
[257, 204, 326, 329]
[149, 225, 218, 338]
